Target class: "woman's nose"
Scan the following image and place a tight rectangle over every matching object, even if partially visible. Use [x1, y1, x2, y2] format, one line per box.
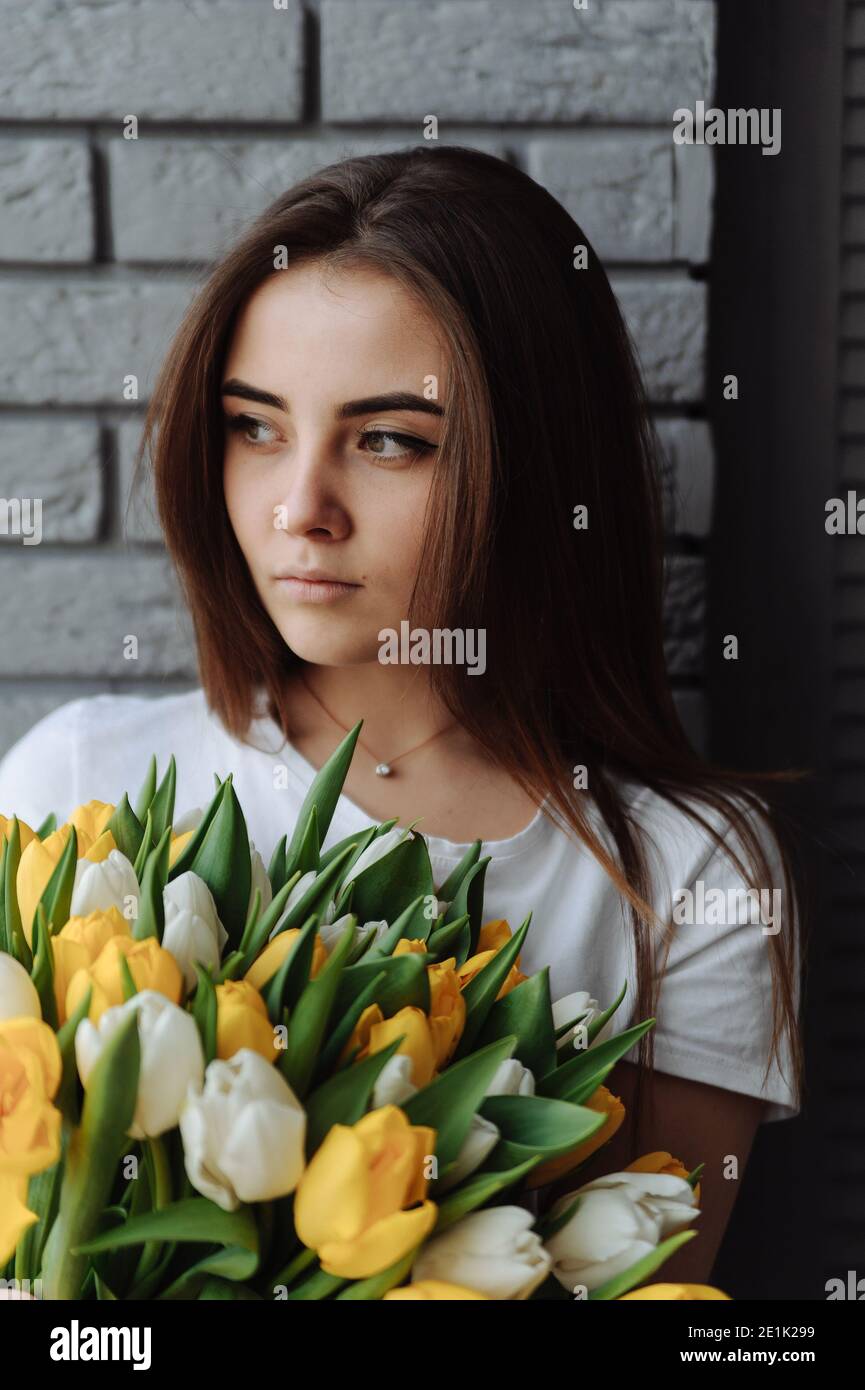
[271, 443, 350, 542]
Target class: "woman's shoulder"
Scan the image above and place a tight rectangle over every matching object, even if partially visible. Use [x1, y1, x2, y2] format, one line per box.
[0, 687, 213, 829]
[615, 776, 783, 898]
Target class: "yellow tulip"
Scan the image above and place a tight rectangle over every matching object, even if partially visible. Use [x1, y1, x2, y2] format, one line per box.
[338, 1003, 385, 1066]
[392, 938, 428, 956]
[526, 1085, 625, 1189]
[367, 1007, 437, 1087]
[0, 1018, 62, 1264]
[294, 1104, 438, 1278]
[52, 907, 130, 1024]
[168, 830, 193, 868]
[454, 920, 528, 998]
[66, 934, 182, 1023]
[66, 800, 115, 844]
[245, 929, 328, 992]
[17, 821, 117, 946]
[456, 950, 526, 999]
[626, 1150, 701, 1206]
[384, 1280, 490, 1300]
[477, 920, 512, 952]
[215, 979, 276, 1063]
[426, 958, 466, 1067]
[0, 814, 37, 854]
[620, 1283, 731, 1300]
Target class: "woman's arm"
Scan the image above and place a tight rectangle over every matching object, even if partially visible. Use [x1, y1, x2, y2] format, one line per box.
[542, 1058, 766, 1286]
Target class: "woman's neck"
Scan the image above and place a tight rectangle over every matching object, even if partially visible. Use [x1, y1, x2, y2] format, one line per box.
[276, 661, 458, 764]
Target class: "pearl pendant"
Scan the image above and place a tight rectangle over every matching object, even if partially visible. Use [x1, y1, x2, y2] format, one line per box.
[375, 763, 392, 777]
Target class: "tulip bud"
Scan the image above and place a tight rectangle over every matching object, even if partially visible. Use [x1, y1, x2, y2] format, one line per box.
[75, 990, 204, 1139]
[66, 934, 183, 1023]
[552, 990, 614, 1051]
[179, 1048, 306, 1210]
[411, 1206, 551, 1299]
[545, 1170, 700, 1292]
[0, 953, 41, 1022]
[70, 848, 139, 922]
[162, 871, 228, 992]
[215, 979, 276, 1063]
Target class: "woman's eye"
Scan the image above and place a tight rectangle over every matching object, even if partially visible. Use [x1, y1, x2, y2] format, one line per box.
[225, 413, 279, 447]
[356, 429, 434, 462]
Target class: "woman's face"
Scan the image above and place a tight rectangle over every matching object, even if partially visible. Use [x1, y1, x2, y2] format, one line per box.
[222, 260, 447, 667]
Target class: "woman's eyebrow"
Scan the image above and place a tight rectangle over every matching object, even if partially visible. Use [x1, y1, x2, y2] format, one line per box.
[221, 379, 443, 419]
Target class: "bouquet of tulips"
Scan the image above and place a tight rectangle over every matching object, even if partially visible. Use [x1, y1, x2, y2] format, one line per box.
[0, 722, 722, 1301]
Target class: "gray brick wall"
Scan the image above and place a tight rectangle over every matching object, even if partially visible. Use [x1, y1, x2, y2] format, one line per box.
[0, 0, 716, 756]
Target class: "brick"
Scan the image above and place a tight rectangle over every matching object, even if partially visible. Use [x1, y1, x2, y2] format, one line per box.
[0, 418, 102, 541]
[612, 276, 706, 402]
[527, 135, 674, 262]
[108, 136, 505, 263]
[0, 140, 94, 262]
[0, 553, 194, 677]
[116, 418, 162, 543]
[0, 277, 195, 405]
[663, 554, 705, 678]
[322, 0, 715, 123]
[0, 0, 304, 121]
[655, 419, 714, 537]
[673, 141, 714, 262]
[0, 273, 704, 405]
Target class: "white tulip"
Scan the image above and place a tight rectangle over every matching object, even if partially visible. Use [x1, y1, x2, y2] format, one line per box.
[343, 826, 412, 886]
[318, 911, 355, 952]
[412, 1206, 551, 1299]
[437, 1113, 501, 1193]
[552, 990, 615, 1052]
[70, 848, 139, 921]
[172, 806, 204, 836]
[545, 1170, 700, 1292]
[371, 1054, 417, 1108]
[180, 1048, 306, 1211]
[76, 990, 204, 1139]
[0, 953, 41, 1021]
[162, 871, 229, 992]
[247, 841, 273, 918]
[485, 1057, 535, 1097]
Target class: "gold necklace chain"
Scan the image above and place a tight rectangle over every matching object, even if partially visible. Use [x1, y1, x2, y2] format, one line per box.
[298, 673, 457, 778]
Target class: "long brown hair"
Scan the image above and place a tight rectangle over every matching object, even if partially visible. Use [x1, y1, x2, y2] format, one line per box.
[136, 144, 806, 1142]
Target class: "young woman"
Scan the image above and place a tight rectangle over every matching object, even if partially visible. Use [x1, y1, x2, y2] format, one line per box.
[0, 145, 803, 1286]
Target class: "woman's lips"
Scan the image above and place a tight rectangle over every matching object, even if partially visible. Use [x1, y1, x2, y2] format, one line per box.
[274, 577, 360, 603]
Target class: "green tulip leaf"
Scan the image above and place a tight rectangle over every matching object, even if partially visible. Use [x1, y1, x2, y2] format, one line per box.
[106, 793, 145, 865]
[283, 722, 362, 881]
[403, 1034, 517, 1172]
[451, 914, 532, 1061]
[443, 855, 490, 955]
[538, 1019, 656, 1101]
[476, 966, 557, 1078]
[437, 840, 482, 904]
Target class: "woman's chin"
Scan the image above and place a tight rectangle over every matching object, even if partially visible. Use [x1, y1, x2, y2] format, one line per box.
[278, 625, 380, 670]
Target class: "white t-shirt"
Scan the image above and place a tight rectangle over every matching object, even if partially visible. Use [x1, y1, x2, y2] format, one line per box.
[0, 687, 800, 1124]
